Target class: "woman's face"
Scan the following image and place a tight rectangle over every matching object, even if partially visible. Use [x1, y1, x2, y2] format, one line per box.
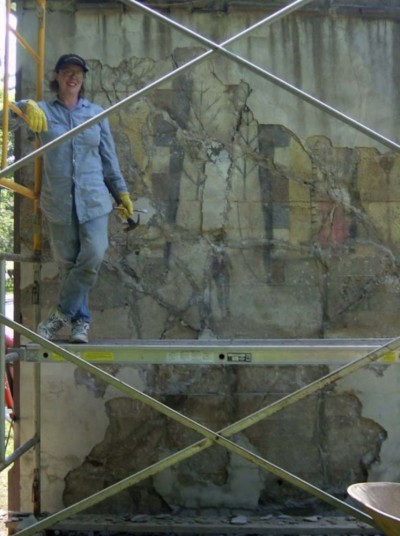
[56, 65, 84, 99]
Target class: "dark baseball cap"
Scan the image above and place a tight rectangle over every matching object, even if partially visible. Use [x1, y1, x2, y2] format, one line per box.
[54, 54, 89, 73]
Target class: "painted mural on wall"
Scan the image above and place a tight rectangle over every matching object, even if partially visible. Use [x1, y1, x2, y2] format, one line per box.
[15, 2, 400, 341]
[44, 50, 397, 342]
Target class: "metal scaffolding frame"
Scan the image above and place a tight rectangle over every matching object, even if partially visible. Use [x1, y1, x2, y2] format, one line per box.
[2, 313, 395, 534]
[1, 0, 400, 534]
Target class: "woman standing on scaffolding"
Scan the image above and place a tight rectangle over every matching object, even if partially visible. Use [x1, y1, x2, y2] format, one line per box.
[13, 54, 134, 343]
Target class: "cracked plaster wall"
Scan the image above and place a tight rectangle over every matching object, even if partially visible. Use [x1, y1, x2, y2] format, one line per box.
[23, 362, 387, 514]
[13, 0, 400, 514]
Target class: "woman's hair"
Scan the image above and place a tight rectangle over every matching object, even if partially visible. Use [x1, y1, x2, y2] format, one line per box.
[49, 75, 85, 98]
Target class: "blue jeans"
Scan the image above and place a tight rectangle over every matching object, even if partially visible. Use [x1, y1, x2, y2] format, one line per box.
[47, 212, 109, 323]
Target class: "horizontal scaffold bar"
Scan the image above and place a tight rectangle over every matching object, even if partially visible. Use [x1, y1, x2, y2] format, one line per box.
[18, 338, 399, 365]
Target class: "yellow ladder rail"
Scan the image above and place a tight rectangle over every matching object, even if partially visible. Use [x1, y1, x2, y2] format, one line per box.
[1, 0, 46, 252]
[1, 0, 46, 518]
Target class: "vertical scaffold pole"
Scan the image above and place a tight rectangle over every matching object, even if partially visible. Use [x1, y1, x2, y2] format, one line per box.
[32, 0, 46, 516]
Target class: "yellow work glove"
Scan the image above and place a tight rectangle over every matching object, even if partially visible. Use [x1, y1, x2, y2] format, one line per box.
[118, 192, 134, 218]
[24, 100, 48, 132]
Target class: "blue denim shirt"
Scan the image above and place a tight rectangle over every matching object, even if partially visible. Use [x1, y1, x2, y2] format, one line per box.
[35, 97, 128, 225]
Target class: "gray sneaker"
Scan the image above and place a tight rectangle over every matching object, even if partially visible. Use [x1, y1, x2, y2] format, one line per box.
[70, 319, 90, 343]
[37, 308, 69, 340]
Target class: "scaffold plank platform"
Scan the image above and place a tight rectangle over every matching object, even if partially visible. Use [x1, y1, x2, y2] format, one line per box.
[18, 338, 398, 365]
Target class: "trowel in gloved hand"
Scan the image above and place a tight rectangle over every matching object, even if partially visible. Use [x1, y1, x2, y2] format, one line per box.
[104, 177, 141, 232]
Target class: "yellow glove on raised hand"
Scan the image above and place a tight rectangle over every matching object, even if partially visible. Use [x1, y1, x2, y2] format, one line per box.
[118, 192, 134, 218]
[24, 100, 48, 132]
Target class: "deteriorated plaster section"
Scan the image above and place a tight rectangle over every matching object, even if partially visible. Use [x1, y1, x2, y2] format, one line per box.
[63, 366, 387, 513]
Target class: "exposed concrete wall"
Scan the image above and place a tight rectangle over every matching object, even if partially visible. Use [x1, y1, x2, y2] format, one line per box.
[13, 0, 400, 515]
[20, 360, 389, 514]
